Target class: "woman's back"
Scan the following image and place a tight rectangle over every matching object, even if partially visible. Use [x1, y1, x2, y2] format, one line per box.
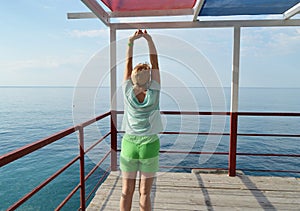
[122, 79, 162, 135]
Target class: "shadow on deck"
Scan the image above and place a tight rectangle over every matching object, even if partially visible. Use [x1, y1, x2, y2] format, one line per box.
[87, 170, 300, 211]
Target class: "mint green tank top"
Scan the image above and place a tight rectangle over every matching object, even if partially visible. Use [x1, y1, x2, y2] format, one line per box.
[121, 79, 163, 136]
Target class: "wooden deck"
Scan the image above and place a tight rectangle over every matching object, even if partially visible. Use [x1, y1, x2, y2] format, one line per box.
[87, 170, 300, 211]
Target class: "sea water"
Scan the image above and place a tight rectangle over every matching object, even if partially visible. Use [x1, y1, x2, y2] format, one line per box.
[0, 87, 299, 210]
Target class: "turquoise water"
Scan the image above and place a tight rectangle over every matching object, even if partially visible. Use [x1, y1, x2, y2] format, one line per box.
[0, 87, 300, 210]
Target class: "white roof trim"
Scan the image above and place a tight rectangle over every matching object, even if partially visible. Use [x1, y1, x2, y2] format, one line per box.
[283, 2, 300, 20]
[193, 0, 205, 22]
[110, 19, 300, 30]
[81, 0, 110, 25]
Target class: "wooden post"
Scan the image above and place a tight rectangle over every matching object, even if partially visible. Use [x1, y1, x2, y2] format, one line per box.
[229, 27, 241, 177]
[110, 27, 118, 171]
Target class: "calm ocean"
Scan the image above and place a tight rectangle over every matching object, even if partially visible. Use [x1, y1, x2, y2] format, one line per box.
[1, 87, 299, 210]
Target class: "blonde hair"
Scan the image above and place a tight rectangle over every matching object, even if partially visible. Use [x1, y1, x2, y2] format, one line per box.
[131, 63, 151, 90]
[133, 63, 150, 72]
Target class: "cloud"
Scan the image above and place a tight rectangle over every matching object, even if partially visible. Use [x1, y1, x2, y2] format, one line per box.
[241, 27, 300, 57]
[42, 5, 55, 10]
[0, 55, 87, 72]
[68, 29, 108, 38]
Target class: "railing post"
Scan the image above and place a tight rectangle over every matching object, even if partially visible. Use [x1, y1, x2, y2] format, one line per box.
[111, 110, 118, 171]
[110, 27, 118, 171]
[229, 112, 238, 176]
[79, 125, 86, 210]
[229, 26, 241, 177]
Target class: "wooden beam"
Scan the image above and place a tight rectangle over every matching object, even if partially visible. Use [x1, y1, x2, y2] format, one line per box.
[230, 27, 241, 114]
[110, 28, 117, 171]
[81, 0, 110, 25]
[67, 12, 97, 19]
[193, 0, 205, 22]
[229, 27, 241, 177]
[111, 19, 300, 30]
[283, 2, 300, 20]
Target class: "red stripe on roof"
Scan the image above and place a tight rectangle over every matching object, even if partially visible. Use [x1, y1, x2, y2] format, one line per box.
[101, 0, 196, 11]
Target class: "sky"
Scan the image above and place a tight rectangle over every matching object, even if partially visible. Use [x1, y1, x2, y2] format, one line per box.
[1, 1, 300, 88]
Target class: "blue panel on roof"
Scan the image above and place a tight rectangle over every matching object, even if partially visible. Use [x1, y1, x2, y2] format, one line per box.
[199, 0, 300, 16]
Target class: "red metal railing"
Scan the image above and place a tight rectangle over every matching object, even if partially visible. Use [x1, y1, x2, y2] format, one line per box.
[0, 110, 299, 210]
[115, 111, 300, 176]
[157, 111, 300, 176]
[0, 111, 111, 211]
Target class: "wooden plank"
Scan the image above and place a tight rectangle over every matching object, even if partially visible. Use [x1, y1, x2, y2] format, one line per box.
[87, 172, 300, 211]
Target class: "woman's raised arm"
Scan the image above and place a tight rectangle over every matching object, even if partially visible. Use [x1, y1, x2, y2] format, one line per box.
[143, 30, 160, 84]
[124, 30, 143, 81]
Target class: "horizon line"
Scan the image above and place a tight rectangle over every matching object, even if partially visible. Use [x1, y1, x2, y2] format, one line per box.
[1, 85, 300, 89]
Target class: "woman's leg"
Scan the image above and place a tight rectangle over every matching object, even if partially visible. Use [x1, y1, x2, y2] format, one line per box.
[138, 138, 160, 211]
[120, 171, 137, 211]
[139, 172, 155, 211]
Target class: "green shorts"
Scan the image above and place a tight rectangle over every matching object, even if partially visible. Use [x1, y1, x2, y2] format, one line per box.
[120, 134, 160, 173]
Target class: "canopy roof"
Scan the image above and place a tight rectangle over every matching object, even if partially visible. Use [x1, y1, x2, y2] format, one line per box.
[101, 0, 196, 12]
[199, 0, 300, 16]
[70, 0, 300, 27]
[98, 0, 300, 17]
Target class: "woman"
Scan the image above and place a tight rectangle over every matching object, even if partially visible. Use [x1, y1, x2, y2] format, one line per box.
[120, 29, 163, 211]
